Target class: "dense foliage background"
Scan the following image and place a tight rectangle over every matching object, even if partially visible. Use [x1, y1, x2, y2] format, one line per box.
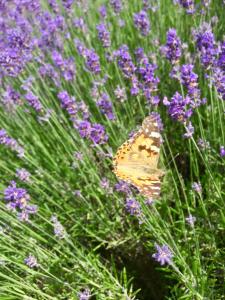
[0, 0, 224, 299]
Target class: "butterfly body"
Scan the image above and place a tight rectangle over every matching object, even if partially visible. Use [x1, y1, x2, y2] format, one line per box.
[113, 115, 164, 199]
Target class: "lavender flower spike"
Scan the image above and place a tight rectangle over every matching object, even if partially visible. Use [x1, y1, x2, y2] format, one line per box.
[24, 254, 38, 268]
[152, 244, 173, 265]
[133, 10, 150, 36]
[96, 23, 111, 48]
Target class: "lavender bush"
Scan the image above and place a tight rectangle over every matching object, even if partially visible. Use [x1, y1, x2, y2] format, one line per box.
[0, 0, 224, 299]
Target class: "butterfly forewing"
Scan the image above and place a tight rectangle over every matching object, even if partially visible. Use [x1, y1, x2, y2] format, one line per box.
[113, 116, 164, 199]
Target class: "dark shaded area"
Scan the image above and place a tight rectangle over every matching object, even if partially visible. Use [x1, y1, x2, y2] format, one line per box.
[99, 242, 174, 300]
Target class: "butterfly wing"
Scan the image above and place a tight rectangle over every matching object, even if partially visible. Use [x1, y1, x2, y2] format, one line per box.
[113, 116, 164, 199]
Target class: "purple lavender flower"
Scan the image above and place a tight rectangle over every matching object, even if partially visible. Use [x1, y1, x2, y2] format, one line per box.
[152, 244, 173, 265]
[211, 67, 225, 100]
[133, 10, 150, 36]
[114, 85, 127, 102]
[183, 122, 194, 138]
[145, 198, 154, 205]
[62, 0, 74, 10]
[76, 121, 108, 145]
[220, 146, 225, 157]
[110, 0, 122, 14]
[57, 91, 78, 117]
[186, 214, 196, 228]
[125, 198, 141, 216]
[198, 138, 210, 150]
[143, 0, 159, 11]
[135, 47, 148, 64]
[131, 75, 140, 95]
[84, 49, 101, 74]
[97, 93, 115, 120]
[51, 216, 66, 239]
[74, 151, 83, 161]
[180, 64, 200, 101]
[114, 45, 136, 78]
[16, 169, 31, 183]
[96, 23, 111, 48]
[192, 182, 202, 194]
[100, 178, 113, 194]
[115, 180, 131, 195]
[161, 29, 182, 64]
[193, 23, 218, 68]
[24, 254, 38, 268]
[164, 92, 193, 122]
[218, 41, 225, 71]
[0, 129, 24, 157]
[73, 17, 87, 33]
[78, 289, 91, 300]
[52, 50, 76, 81]
[77, 121, 92, 138]
[4, 181, 30, 210]
[25, 92, 43, 112]
[90, 123, 108, 145]
[138, 62, 160, 103]
[99, 5, 107, 18]
[38, 63, 60, 86]
[18, 205, 38, 222]
[176, 0, 195, 14]
[2, 86, 22, 109]
[0, 27, 33, 77]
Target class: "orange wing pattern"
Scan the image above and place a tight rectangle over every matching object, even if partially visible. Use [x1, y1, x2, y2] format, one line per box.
[113, 116, 164, 199]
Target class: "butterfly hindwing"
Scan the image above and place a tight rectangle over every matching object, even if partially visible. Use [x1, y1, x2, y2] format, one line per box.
[113, 116, 164, 199]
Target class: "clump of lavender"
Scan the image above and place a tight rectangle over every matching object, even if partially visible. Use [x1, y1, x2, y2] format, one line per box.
[180, 64, 201, 102]
[125, 198, 141, 216]
[161, 29, 182, 64]
[16, 168, 31, 183]
[220, 146, 225, 157]
[175, 0, 195, 14]
[133, 10, 150, 36]
[99, 5, 107, 19]
[193, 23, 218, 69]
[100, 178, 113, 194]
[51, 216, 66, 239]
[57, 91, 78, 122]
[114, 45, 136, 79]
[115, 180, 132, 195]
[0, 129, 24, 158]
[24, 91, 43, 113]
[96, 23, 111, 48]
[75, 40, 101, 74]
[163, 92, 193, 122]
[138, 60, 160, 104]
[2, 86, 22, 110]
[110, 0, 122, 14]
[76, 121, 108, 145]
[24, 254, 39, 268]
[211, 67, 225, 100]
[114, 85, 127, 102]
[4, 181, 37, 221]
[52, 50, 76, 81]
[186, 214, 196, 228]
[192, 182, 202, 194]
[0, 27, 34, 77]
[73, 17, 87, 33]
[152, 244, 173, 265]
[97, 93, 115, 120]
[78, 288, 91, 300]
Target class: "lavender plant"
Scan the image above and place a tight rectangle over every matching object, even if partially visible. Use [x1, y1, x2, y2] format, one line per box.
[0, 0, 224, 299]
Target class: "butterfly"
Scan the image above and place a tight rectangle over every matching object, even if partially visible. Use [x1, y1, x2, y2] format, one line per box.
[113, 115, 164, 199]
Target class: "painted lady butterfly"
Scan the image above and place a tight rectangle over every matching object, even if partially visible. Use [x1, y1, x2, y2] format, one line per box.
[113, 115, 164, 199]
